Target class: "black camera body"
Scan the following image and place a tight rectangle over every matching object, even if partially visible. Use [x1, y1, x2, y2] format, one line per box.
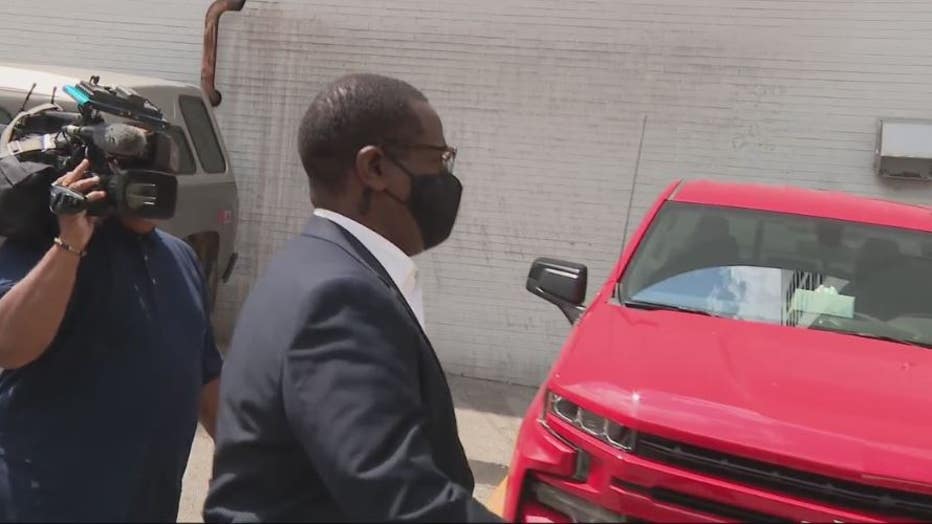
[0, 76, 180, 242]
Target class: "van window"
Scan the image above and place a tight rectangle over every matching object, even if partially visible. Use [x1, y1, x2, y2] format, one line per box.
[166, 125, 197, 175]
[0, 107, 11, 125]
[178, 95, 226, 173]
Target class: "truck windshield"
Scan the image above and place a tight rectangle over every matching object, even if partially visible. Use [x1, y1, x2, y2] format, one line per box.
[619, 202, 932, 348]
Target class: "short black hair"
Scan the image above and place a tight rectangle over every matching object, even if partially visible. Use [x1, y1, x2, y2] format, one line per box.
[297, 73, 428, 197]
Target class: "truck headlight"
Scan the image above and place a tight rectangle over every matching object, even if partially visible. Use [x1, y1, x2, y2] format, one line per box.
[546, 392, 636, 452]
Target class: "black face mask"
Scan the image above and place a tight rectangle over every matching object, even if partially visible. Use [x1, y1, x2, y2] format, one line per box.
[385, 162, 463, 251]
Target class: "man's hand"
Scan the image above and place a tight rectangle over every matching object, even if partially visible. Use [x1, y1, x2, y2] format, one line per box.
[52, 159, 106, 251]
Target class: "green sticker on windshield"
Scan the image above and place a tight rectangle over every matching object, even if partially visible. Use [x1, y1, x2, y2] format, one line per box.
[789, 288, 855, 318]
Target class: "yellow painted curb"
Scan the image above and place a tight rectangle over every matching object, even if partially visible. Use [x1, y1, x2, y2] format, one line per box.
[486, 475, 509, 517]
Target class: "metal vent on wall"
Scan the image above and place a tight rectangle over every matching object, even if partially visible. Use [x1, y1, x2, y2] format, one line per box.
[876, 119, 932, 181]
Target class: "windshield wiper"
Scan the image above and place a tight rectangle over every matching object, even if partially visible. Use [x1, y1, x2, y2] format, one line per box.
[623, 299, 716, 317]
[832, 331, 932, 350]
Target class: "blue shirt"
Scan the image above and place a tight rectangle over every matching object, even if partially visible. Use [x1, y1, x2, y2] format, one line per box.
[0, 220, 222, 521]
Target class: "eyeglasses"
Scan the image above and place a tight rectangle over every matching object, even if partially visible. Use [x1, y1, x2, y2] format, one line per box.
[381, 142, 457, 173]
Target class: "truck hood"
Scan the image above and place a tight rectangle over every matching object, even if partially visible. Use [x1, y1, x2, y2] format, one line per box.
[552, 304, 932, 494]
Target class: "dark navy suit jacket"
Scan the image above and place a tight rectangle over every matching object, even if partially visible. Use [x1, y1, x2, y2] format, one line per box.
[204, 216, 499, 522]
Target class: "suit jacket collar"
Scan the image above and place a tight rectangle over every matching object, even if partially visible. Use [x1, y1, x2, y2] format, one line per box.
[312, 210, 419, 299]
[301, 215, 394, 286]
[301, 215, 438, 350]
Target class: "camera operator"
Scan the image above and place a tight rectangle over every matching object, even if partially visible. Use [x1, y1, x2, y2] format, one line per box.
[0, 159, 222, 521]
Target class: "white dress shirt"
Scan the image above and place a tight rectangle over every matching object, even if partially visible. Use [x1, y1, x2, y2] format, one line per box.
[313, 209, 425, 329]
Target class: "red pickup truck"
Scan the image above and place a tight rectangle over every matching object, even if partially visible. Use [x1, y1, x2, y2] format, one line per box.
[500, 180, 932, 522]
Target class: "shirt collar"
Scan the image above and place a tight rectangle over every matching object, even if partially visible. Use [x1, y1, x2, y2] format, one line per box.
[312, 208, 418, 294]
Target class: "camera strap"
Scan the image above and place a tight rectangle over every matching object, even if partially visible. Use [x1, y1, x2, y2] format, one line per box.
[3, 135, 57, 158]
[0, 103, 63, 159]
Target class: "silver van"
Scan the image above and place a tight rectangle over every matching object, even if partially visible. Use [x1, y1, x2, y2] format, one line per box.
[0, 63, 238, 311]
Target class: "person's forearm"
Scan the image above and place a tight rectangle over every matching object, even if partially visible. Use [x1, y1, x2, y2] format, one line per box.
[0, 245, 82, 368]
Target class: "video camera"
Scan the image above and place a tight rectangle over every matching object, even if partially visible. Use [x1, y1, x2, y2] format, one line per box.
[0, 76, 179, 242]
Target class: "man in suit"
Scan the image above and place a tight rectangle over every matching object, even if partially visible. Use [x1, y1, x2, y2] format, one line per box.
[204, 74, 500, 522]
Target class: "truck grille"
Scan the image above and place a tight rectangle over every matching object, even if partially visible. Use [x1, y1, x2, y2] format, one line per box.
[614, 480, 791, 522]
[634, 434, 932, 520]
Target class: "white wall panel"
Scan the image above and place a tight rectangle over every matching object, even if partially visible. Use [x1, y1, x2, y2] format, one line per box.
[3, 0, 931, 385]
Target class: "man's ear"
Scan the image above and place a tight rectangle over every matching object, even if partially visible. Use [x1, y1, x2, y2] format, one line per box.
[354, 146, 390, 191]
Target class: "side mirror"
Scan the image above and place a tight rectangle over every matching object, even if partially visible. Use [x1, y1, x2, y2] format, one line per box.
[527, 258, 588, 323]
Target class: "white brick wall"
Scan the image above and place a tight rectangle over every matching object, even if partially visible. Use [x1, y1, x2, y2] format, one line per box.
[3, 0, 932, 385]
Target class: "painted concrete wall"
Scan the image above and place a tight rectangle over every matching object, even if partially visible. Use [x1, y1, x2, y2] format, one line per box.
[3, 0, 931, 385]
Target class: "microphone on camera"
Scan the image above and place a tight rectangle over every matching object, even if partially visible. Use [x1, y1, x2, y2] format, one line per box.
[63, 123, 150, 158]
